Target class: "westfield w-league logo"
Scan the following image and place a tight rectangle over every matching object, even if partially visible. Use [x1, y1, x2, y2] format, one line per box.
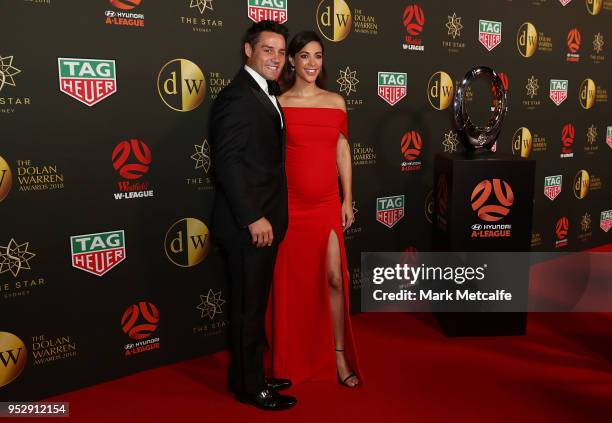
[112, 139, 154, 200]
[402, 4, 425, 51]
[561, 123, 575, 157]
[112, 139, 152, 180]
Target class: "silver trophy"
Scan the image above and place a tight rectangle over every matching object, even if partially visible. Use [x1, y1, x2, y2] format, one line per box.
[453, 66, 508, 151]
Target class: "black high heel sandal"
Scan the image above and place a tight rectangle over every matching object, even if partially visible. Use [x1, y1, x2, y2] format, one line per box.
[335, 348, 359, 388]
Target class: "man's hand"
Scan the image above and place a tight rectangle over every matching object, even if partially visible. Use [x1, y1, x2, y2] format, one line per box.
[248, 217, 274, 247]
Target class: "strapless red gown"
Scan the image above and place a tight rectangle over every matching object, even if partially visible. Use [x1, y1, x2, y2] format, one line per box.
[265, 107, 362, 384]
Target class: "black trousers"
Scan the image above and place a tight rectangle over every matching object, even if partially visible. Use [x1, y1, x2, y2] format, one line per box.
[223, 244, 278, 395]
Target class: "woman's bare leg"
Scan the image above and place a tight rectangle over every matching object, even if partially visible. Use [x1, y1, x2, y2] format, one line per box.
[327, 230, 359, 387]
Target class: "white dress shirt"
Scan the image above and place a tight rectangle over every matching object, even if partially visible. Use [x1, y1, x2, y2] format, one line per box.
[244, 65, 283, 128]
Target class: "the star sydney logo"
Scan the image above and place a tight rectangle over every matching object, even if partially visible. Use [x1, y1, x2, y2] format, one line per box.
[337, 66, 359, 96]
[197, 289, 226, 320]
[0, 239, 35, 277]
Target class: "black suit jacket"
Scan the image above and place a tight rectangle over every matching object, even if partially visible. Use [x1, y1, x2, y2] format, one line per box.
[210, 68, 288, 247]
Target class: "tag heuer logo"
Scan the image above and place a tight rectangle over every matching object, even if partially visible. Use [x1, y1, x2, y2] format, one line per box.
[601, 210, 612, 233]
[58, 58, 117, 106]
[248, 0, 288, 24]
[376, 195, 405, 228]
[478, 20, 502, 51]
[71, 230, 126, 276]
[606, 126, 612, 149]
[544, 175, 562, 201]
[549, 79, 568, 106]
[377, 72, 407, 106]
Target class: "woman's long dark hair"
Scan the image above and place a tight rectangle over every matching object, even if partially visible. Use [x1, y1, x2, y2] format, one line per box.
[281, 30, 327, 91]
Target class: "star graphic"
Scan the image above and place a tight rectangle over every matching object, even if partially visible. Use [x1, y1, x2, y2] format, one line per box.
[586, 125, 598, 145]
[442, 130, 459, 153]
[593, 32, 604, 54]
[581, 213, 591, 232]
[197, 289, 226, 320]
[191, 139, 211, 173]
[446, 13, 463, 39]
[352, 200, 358, 216]
[526, 76, 539, 98]
[190, 0, 213, 14]
[0, 239, 35, 277]
[0, 55, 21, 92]
[336, 66, 359, 97]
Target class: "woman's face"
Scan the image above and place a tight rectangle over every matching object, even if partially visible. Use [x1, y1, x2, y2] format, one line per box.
[291, 41, 323, 84]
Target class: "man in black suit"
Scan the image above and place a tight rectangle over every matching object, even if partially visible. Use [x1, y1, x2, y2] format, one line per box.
[210, 20, 295, 411]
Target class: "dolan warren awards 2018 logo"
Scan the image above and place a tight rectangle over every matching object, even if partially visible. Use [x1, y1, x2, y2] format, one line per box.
[70, 230, 126, 276]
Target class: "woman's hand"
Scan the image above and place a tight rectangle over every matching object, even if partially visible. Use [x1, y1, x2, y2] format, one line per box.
[341, 200, 354, 231]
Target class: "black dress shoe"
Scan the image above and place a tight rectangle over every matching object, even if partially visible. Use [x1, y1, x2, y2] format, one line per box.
[266, 377, 292, 391]
[236, 388, 297, 411]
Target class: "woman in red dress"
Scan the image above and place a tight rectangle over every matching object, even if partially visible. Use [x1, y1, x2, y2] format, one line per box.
[266, 31, 361, 388]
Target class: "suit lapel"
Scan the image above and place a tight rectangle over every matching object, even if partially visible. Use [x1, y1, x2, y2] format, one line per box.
[250, 86, 283, 132]
[236, 69, 282, 132]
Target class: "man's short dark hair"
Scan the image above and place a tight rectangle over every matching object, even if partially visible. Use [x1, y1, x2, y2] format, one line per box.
[241, 20, 289, 63]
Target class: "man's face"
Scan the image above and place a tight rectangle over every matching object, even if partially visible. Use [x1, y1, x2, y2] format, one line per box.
[245, 31, 286, 81]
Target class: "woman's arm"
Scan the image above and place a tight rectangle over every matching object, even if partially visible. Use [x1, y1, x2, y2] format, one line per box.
[337, 134, 354, 231]
[335, 95, 354, 230]
[337, 133, 352, 204]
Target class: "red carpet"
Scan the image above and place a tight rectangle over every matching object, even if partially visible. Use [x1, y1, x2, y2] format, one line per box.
[43, 311, 612, 422]
[43, 246, 612, 421]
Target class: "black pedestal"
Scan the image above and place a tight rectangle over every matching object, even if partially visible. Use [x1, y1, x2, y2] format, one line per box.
[433, 152, 536, 337]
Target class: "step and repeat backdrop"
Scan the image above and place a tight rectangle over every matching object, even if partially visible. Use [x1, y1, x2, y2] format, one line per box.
[1, 0, 610, 400]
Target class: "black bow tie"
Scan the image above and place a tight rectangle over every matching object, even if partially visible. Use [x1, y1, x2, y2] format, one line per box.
[266, 80, 281, 96]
